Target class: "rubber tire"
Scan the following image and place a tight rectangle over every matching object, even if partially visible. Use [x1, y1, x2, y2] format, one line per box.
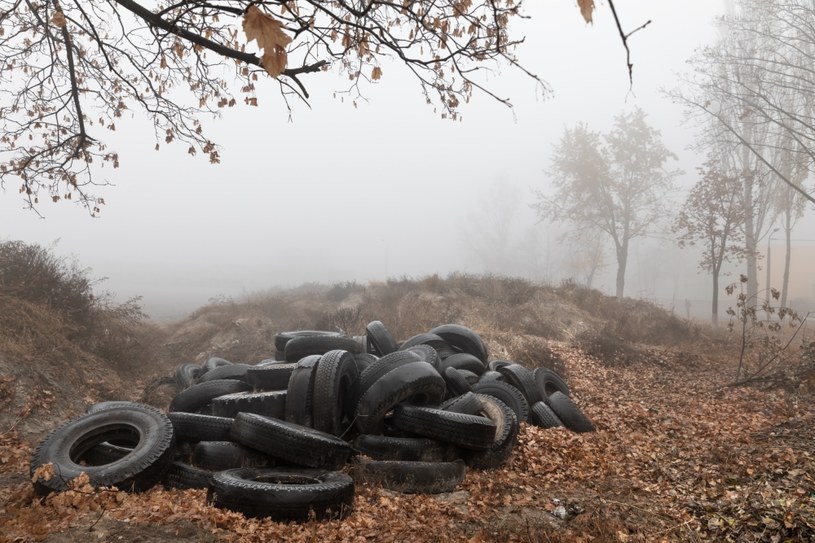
[497, 364, 543, 405]
[357, 351, 422, 400]
[169, 379, 252, 414]
[203, 357, 232, 372]
[353, 434, 459, 462]
[311, 350, 360, 437]
[31, 402, 175, 495]
[354, 361, 447, 434]
[462, 395, 518, 470]
[441, 353, 486, 376]
[174, 363, 203, 389]
[471, 380, 530, 423]
[197, 363, 251, 384]
[366, 320, 399, 356]
[209, 467, 354, 521]
[285, 355, 321, 427]
[529, 401, 563, 429]
[391, 404, 496, 451]
[211, 391, 287, 419]
[231, 412, 351, 470]
[546, 391, 596, 433]
[443, 367, 472, 397]
[163, 460, 213, 490]
[353, 458, 465, 494]
[428, 324, 488, 363]
[439, 391, 484, 416]
[403, 344, 442, 372]
[353, 352, 379, 373]
[398, 333, 451, 353]
[245, 363, 297, 391]
[192, 441, 274, 471]
[284, 335, 361, 362]
[167, 412, 234, 442]
[274, 330, 341, 352]
[534, 367, 571, 398]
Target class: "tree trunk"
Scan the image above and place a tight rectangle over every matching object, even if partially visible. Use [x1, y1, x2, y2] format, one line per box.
[712, 272, 719, 326]
[615, 242, 628, 300]
[782, 227, 791, 308]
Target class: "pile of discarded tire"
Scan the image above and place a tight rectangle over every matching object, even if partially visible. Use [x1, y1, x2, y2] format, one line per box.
[30, 321, 594, 522]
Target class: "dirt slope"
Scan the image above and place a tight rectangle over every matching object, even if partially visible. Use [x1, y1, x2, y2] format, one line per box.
[1, 276, 813, 542]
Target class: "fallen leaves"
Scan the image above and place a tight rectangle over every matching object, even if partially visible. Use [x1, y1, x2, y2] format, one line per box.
[242, 6, 292, 78]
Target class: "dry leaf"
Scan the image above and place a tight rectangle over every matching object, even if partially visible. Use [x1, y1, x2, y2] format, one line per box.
[577, 0, 594, 24]
[242, 6, 292, 78]
[371, 66, 382, 81]
[51, 10, 67, 28]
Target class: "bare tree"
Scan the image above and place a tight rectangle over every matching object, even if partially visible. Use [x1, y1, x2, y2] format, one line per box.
[534, 108, 679, 299]
[673, 157, 747, 325]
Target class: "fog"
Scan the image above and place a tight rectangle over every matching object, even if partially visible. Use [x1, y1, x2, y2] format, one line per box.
[4, 0, 812, 322]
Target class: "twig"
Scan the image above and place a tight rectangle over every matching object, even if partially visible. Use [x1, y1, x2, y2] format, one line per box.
[607, 0, 651, 87]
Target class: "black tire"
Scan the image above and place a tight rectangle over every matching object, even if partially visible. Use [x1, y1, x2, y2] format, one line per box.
[353, 434, 459, 462]
[210, 467, 354, 521]
[211, 391, 287, 419]
[192, 441, 274, 471]
[30, 403, 175, 495]
[353, 458, 466, 494]
[167, 412, 234, 442]
[284, 335, 361, 362]
[428, 324, 488, 363]
[403, 344, 442, 372]
[353, 352, 379, 373]
[354, 361, 446, 434]
[163, 460, 213, 490]
[285, 355, 321, 427]
[85, 400, 158, 415]
[231, 413, 351, 470]
[471, 380, 530, 423]
[169, 379, 252, 414]
[398, 333, 451, 353]
[497, 364, 543, 405]
[274, 330, 341, 353]
[392, 404, 496, 451]
[174, 363, 203, 389]
[462, 395, 518, 470]
[443, 367, 472, 397]
[534, 367, 571, 397]
[439, 391, 484, 416]
[546, 392, 596, 433]
[246, 363, 297, 391]
[529, 401, 563, 429]
[356, 350, 421, 402]
[197, 363, 251, 384]
[366, 320, 399, 356]
[203, 357, 232, 372]
[312, 350, 360, 437]
[80, 442, 134, 465]
[487, 360, 512, 372]
[441, 353, 486, 376]
[479, 370, 505, 383]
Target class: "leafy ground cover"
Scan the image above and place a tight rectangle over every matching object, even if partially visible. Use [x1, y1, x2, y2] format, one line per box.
[1, 275, 813, 542]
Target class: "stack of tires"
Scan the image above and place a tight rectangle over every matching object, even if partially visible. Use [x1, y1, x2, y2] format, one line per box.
[30, 321, 594, 521]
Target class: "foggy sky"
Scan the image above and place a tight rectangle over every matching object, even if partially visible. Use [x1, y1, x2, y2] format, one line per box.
[6, 0, 809, 321]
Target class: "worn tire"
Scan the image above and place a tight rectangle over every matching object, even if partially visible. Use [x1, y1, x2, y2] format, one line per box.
[534, 367, 571, 398]
[30, 403, 175, 495]
[198, 363, 251, 384]
[163, 460, 213, 490]
[529, 401, 563, 429]
[211, 391, 287, 419]
[354, 361, 446, 434]
[428, 324, 488, 363]
[441, 353, 486, 376]
[471, 380, 530, 423]
[353, 458, 465, 494]
[192, 441, 274, 471]
[366, 320, 399, 356]
[285, 355, 321, 427]
[546, 392, 595, 433]
[353, 434, 459, 462]
[202, 357, 232, 373]
[167, 412, 234, 442]
[497, 363, 543, 405]
[275, 330, 341, 353]
[245, 363, 297, 391]
[231, 412, 351, 470]
[174, 363, 203, 389]
[462, 395, 518, 470]
[169, 379, 252, 414]
[312, 350, 360, 437]
[284, 335, 361, 362]
[443, 367, 472, 397]
[210, 467, 354, 521]
[439, 391, 484, 416]
[392, 404, 496, 451]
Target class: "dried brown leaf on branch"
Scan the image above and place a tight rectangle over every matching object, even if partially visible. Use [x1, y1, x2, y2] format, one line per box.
[242, 6, 293, 78]
[577, 0, 595, 24]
